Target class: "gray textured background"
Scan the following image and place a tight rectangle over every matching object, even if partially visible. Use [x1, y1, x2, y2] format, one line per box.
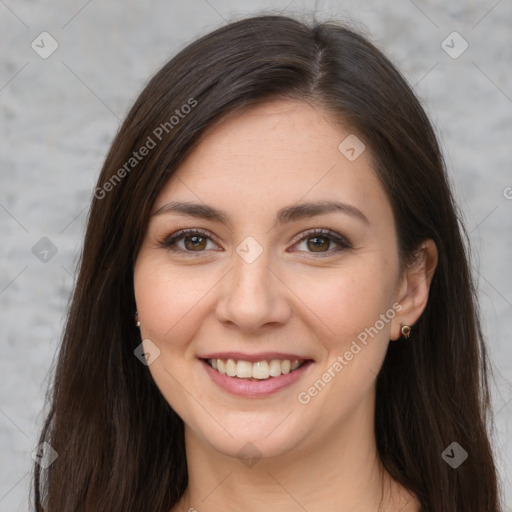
[1, 1, 511, 510]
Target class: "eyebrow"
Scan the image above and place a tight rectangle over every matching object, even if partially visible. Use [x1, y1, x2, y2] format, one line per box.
[152, 200, 370, 226]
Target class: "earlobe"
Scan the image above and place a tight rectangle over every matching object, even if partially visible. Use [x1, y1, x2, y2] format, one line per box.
[391, 239, 438, 340]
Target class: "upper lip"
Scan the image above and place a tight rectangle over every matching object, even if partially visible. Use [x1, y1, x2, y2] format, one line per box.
[200, 352, 314, 362]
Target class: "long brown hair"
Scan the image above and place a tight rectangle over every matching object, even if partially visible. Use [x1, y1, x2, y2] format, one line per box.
[33, 14, 501, 511]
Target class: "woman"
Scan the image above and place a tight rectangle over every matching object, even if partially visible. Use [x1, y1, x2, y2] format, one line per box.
[33, 14, 501, 512]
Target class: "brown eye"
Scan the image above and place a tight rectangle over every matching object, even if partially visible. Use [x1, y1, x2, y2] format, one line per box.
[160, 228, 217, 254]
[184, 235, 207, 251]
[307, 236, 331, 252]
[292, 229, 352, 257]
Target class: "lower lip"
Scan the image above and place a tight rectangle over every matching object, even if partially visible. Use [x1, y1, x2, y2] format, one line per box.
[201, 359, 314, 398]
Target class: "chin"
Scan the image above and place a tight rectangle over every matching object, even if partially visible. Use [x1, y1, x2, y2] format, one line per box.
[188, 412, 311, 461]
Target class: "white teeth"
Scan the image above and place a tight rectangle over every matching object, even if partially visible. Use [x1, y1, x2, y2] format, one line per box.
[225, 358, 237, 377]
[269, 359, 282, 377]
[208, 358, 305, 379]
[236, 360, 253, 378]
[252, 361, 270, 380]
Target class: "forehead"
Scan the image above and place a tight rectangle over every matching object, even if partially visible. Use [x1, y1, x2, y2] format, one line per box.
[180, 99, 352, 178]
[153, 99, 391, 225]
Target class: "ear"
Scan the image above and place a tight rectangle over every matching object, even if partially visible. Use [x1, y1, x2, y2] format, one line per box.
[390, 239, 438, 340]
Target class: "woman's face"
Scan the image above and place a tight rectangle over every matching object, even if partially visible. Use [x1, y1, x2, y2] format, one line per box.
[134, 99, 410, 460]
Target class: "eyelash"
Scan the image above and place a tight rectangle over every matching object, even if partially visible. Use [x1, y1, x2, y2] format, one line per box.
[159, 228, 352, 257]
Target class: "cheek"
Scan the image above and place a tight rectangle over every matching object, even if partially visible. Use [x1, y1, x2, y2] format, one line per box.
[133, 257, 212, 352]
[292, 267, 397, 416]
[133, 257, 211, 423]
[290, 263, 396, 349]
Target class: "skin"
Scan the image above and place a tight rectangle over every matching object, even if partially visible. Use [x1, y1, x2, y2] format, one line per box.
[133, 99, 438, 512]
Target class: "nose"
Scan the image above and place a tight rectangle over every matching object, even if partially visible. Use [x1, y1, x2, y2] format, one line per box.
[215, 249, 292, 333]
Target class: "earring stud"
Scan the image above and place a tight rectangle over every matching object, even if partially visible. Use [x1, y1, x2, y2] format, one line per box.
[400, 324, 411, 339]
[135, 310, 141, 328]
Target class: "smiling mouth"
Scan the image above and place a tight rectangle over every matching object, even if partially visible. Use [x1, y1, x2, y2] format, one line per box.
[204, 358, 309, 380]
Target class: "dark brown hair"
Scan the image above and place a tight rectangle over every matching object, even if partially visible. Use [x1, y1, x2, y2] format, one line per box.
[33, 14, 501, 512]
